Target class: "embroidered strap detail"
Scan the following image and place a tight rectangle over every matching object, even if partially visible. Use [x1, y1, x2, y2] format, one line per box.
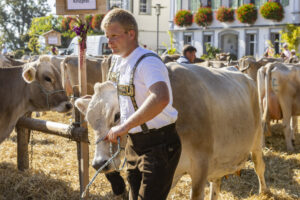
[118, 52, 161, 133]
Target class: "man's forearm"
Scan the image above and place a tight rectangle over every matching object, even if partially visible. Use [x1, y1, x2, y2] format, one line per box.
[122, 82, 169, 132]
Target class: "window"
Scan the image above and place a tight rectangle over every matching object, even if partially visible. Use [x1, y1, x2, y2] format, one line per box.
[139, 0, 151, 14]
[270, 33, 281, 54]
[229, 0, 243, 8]
[246, 33, 256, 56]
[109, 0, 123, 9]
[184, 32, 193, 45]
[212, 0, 221, 9]
[190, 0, 202, 12]
[203, 33, 213, 54]
[176, 0, 182, 11]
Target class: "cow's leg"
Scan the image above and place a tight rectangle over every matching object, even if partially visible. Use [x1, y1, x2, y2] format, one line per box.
[282, 114, 294, 151]
[278, 96, 294, 151]
[291, 116, 298, 145]
[209, 179, 221, 200]
[251, 127, 267, 193]
[190, 157, 209, 200]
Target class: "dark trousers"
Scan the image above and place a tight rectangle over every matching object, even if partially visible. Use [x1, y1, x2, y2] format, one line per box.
[125, 123, 181, 200]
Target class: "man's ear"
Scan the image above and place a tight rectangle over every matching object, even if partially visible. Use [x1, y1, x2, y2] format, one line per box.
[22, 63, 37, 83]
[128, 29, 136, 41]
[75, 96, 92, 115]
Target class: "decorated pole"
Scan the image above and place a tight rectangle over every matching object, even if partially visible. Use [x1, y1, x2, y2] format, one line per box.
[56, 0, 106, 198]
[77, 14, 89, 199]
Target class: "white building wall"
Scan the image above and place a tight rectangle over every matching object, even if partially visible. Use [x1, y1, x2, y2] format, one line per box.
[170, 0, 300, 59]
[131, 0, 170, 52]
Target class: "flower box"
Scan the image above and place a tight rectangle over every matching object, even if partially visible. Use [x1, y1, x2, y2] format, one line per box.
[216, 6, 234, 23]
[236, 4, 257, 24]
[194, 7, 213, 27]
[174, 10, 193, 27]
[260, 1, 284, 22]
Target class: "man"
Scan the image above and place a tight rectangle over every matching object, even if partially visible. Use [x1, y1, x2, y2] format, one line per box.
[288, 49, 299, 63]
[176, 45, 197, 64]
[102, 8, 181, 200]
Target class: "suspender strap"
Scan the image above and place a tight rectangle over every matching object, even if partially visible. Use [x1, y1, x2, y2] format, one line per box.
[130, 53, 161, 133]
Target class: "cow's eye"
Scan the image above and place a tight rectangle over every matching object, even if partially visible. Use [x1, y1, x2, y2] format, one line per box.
[44, 76, 51, 82]
[114, 112, 120, 123]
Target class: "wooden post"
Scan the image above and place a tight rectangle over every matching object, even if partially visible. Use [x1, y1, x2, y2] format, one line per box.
[16, 112, 32, 171]
[78, 14, 89, 199]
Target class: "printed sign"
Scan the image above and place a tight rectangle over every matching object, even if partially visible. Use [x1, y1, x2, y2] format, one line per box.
[67, 0, 97, 10]
[48, 36, 58, 45]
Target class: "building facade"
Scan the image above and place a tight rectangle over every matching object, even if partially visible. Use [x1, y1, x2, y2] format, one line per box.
[106, 0, 170, 53]
[170, 0, 300, 59]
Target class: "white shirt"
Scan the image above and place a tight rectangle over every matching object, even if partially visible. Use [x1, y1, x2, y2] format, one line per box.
[110, 47, 178, 133]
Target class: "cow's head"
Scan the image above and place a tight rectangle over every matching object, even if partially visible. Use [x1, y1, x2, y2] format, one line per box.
[22, 60, 72, 112]
[75, 81, 125, 173]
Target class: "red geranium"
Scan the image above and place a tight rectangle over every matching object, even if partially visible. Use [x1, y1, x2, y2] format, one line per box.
[194, 7, 213, 27]
[91, 14, 105, 31]
[174, 10, 193, 27]
[260, 1, 284, 21]
[236, 4, 257, 24]
[216, 6, 234, 22]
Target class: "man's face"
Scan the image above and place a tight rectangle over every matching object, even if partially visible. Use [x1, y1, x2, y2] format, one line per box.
[104, 22, 135, 57]
[186, 51, 196, 63]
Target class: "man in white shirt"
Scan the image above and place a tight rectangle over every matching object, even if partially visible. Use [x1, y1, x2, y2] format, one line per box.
[102, 8, 181, 200]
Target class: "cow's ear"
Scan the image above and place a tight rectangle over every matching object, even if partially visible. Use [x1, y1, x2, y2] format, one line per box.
[22, 64, 37, 83]
[75, 96, 91, 115]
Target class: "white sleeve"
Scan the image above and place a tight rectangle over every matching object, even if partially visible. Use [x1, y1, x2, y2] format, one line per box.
[136, 57, 169, 89]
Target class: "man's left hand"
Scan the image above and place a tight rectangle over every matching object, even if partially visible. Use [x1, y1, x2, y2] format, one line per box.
[106, 124, 128, 143]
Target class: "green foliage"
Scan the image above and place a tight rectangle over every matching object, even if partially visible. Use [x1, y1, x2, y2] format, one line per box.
[0, 0, 50, 50]
[28, 37, 40, 54]
[280, 24, 300, 52]
[236, 4, 257, 24]
[194, 7, 213, 27]
[174, 10, 193, 27]
[203, 43, 221, 59]
[260, 2, 284, 22]
[162, 31, 177, 55]
[14, 49, 25, 59]
[91, 14, 105, 31]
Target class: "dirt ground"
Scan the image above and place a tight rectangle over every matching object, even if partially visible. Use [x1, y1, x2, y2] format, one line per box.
[0, 112, 299, 200]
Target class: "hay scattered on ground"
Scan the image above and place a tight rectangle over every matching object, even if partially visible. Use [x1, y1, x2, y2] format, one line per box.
[0, 112, 299, 200]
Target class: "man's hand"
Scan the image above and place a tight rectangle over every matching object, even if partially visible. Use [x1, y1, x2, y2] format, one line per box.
[106, 124, 129, 143]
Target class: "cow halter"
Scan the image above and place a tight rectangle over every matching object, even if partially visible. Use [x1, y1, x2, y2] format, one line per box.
[35, 82, 66, 110]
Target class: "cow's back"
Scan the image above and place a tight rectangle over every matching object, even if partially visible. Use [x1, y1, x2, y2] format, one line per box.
[167, 63, 260, 179]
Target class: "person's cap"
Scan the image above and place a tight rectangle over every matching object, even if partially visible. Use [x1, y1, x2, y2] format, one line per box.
[283, 43, 288, 48]
[291, 49, 296, 53]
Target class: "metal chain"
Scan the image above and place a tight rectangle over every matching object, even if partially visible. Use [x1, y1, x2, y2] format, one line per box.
[81, 137, 124, 199]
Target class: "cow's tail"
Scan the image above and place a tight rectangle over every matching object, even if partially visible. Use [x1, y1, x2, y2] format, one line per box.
[261, 64, 274, 136]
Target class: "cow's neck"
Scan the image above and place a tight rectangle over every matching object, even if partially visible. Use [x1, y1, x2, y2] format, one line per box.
[0, 67, 32, 144]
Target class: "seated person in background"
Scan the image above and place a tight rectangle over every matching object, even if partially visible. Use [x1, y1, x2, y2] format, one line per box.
[280, 43, 291, 60]
[176, 45, 197, 64]
[263, 41, 274, 57]
[288, 49, 299, 63]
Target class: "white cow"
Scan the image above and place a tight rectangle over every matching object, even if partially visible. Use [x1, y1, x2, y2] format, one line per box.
[75, 63, 267, 199]
[257, 62, 300, 151]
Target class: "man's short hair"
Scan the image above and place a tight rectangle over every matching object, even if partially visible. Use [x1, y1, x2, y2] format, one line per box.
[101, 8, 138, 42]
[182, 45, 197, 56]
